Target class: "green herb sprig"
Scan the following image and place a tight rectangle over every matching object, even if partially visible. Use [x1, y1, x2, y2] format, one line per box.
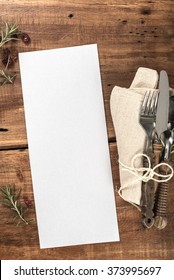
[0, 22, 21, 48]
[0, 185, 32, 226]
[0, 21, 30, 87]
[0, 69, 16, 86]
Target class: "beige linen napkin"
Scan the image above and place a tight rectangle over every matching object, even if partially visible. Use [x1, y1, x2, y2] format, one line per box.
[110, 67, 159, 206]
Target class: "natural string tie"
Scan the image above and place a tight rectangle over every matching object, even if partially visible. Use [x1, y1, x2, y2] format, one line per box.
[119, 153, 173, 183]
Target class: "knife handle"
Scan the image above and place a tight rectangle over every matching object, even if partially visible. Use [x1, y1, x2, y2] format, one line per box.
[154, 162, 171, 229]
[153, 142, 163, 193]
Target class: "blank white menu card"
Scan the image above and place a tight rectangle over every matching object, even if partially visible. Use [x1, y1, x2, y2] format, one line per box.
[19, 44, 119, 248]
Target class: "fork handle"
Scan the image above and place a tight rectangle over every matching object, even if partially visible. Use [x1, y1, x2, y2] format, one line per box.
[145, 138, 153, 155]
[142, 180, 155, 228]
[141, 151, 155, 228]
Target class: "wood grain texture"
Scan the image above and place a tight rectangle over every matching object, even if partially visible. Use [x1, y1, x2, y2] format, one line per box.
[0, 0, 174, 259]
[0, 144, 174, 260]
[1, 0, 174, 146]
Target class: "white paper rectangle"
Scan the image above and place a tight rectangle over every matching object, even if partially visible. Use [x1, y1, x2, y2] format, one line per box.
[19, 44, 119, 249]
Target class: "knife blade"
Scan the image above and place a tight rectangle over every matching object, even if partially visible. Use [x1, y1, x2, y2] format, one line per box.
[155, 70, 169, 138]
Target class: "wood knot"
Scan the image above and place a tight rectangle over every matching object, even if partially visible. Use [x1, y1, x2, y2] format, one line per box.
[68, 13, 74, 18]
[122, 20, 127, 24]
[141, 8, 151, 15]
[0, 128, 8, 132]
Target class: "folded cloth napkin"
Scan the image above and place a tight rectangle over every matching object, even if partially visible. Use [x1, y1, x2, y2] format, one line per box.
[110, 67, 159, 206]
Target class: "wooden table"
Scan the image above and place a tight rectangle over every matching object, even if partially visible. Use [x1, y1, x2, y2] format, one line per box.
[0, 0, 174, 260]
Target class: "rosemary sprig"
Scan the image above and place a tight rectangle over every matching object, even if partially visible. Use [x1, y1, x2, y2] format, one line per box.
[0, 185, 32, 226]
[0, 69, 16, 86]
[0, 22, 21, 48]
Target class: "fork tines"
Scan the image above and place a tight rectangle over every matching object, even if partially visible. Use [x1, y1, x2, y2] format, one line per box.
[141, 90, 159, 116]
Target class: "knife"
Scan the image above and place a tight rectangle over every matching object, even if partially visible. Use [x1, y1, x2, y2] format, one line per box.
[153, 70, 169, 190]
[155, 70, 169, 139]
[154, 70, 171, 229]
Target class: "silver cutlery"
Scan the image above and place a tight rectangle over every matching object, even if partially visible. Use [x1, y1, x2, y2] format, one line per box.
[139, 70, 173, 229]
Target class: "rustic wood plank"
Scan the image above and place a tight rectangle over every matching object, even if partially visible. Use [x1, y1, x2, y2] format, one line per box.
[0, 144, 174, 260]
[1, 0, 174, 260]
[1, 0, 174, 147]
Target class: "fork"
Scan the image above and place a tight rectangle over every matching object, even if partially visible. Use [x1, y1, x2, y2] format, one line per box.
[139, 90, 159, 228]
[140, 90, 158, 154]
